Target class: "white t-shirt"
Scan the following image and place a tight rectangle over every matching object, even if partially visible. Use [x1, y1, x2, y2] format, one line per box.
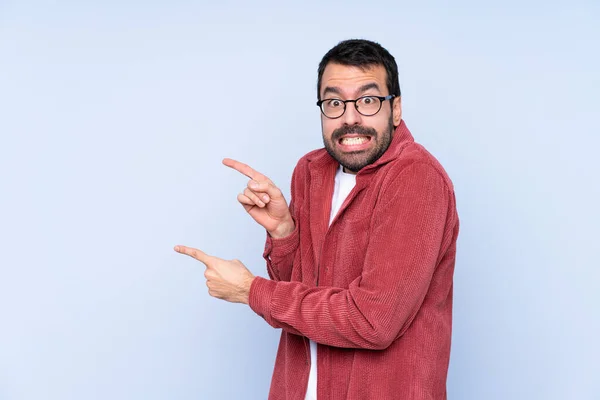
[305, 166, 357, 400]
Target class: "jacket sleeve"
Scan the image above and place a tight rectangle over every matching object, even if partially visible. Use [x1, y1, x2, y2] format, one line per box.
[261, 160, 305, 282]
[262, 215, 299, 282]
[249, 162, 451, 350]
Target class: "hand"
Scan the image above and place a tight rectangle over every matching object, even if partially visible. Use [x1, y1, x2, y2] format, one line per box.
[222, 158, 295, 238]
[174, 245, 255, 304]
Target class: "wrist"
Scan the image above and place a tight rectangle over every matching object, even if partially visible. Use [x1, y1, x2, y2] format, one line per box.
[242, 276, 255, 305]
[269, 217, 295, 239]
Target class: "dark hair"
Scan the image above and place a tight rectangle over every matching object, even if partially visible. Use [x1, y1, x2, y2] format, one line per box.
[317, 39, 401, 101]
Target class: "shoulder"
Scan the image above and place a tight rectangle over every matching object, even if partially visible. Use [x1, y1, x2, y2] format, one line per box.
[292, 148, 329, 177]
[289, 148, 329, 199]
[298, 148, 328, 165]
[384, 142, 454, 193]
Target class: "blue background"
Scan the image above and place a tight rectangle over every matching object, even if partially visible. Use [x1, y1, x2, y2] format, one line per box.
[1, 1, 598, 399]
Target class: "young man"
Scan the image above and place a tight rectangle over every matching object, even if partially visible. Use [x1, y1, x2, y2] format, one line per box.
[175, 39, 459, 399]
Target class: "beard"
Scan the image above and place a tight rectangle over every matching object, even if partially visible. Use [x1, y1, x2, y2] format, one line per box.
[323, 116, 395, 173]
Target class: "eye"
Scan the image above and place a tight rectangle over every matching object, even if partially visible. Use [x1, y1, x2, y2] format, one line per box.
[326, 99, 343, 108]
[362, 96, 375, 104]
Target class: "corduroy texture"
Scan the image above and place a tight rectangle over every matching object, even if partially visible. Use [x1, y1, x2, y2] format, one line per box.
[249, 120, 459, 400]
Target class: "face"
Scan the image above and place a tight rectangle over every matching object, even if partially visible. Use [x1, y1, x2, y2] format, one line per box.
[320, 63, 402, 173]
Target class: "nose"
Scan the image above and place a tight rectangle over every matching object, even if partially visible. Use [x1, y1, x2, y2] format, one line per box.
[341, 102, 363, 126]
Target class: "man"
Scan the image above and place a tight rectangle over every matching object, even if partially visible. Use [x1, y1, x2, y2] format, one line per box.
[175, 39, 459, 399]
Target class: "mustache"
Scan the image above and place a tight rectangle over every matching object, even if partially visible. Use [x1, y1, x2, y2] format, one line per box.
[331, 125, 377, 142]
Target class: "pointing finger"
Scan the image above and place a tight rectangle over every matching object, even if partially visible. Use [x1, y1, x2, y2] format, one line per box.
[223, 158, 267, 181]
[174, 245, 214, 267]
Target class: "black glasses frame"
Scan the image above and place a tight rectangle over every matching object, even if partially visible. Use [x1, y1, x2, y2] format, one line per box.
[316, 94, 396, 119]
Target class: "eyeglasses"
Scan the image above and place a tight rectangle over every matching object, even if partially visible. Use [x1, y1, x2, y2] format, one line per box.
[316, 94, 396, 119]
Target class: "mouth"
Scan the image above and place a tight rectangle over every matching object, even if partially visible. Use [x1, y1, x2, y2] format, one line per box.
[337, 134, 372, 152]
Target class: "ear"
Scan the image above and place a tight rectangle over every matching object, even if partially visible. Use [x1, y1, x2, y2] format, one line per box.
[393, 96, 402, 126]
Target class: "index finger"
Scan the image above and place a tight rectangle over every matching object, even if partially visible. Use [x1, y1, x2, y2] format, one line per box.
[222, 158, 267, 181]
[174, 245, 214, 267]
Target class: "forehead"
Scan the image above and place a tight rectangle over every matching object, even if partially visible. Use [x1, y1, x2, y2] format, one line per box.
[320, 63, 387, 96]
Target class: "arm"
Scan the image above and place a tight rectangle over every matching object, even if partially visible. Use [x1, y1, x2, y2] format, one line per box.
[249, 162, 451, 350]
[221, 157, 298, 281]
[262, 206, 299, 282]
[261, 159, 306, 282]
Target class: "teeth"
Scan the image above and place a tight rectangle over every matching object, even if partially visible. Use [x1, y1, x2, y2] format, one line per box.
[341, 137, 368, 145]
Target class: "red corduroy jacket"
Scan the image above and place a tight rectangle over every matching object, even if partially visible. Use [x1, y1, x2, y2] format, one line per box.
[249, 120, 459, 399]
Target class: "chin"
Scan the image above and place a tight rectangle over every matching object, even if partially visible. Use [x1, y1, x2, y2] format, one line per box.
[330, 151, 374, 172]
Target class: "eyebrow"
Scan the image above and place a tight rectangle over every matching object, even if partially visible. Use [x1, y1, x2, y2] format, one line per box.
[322, 82, 382, 98]
[358, 83, 381, 93]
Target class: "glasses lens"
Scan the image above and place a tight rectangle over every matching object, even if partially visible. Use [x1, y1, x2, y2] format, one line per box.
[322, 99, 345, 118]
[356, 96, 382, 116]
